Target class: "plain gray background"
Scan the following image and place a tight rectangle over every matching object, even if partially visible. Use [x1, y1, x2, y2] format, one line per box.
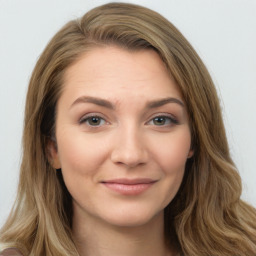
[0, 0, 256, 226]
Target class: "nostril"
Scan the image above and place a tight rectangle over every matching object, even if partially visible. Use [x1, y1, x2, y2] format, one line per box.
[110, 146, 148, 168]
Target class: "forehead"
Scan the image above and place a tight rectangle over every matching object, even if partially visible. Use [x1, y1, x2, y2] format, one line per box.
[61, 46, 183, 104]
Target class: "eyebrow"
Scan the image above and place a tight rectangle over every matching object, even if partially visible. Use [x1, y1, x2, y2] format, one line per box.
[70, 96, 184, 110]
[146, 97, 184, 108]
[70, 96, 115, 110]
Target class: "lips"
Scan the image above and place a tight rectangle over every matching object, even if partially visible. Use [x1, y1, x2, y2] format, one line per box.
[101, 178, 157, 195]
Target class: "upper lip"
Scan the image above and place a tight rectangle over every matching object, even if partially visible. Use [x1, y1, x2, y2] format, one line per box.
[101, 178, 157, 185]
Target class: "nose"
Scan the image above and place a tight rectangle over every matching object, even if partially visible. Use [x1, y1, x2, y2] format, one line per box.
[110, 126, 149, 168]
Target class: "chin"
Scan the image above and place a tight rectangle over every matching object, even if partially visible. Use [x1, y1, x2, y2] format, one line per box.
[98, 207, 164, 228]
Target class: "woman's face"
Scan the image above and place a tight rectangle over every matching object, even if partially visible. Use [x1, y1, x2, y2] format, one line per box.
[51, 46, 193, 227]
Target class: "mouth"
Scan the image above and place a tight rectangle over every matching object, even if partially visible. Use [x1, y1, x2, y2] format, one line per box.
[101, 178, 157, 195]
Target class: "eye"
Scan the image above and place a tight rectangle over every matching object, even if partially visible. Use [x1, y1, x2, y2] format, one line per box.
[80, 115, 106, 126]
[147, 115, 178, 126]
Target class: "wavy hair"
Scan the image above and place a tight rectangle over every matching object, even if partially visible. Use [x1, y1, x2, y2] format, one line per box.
[1, 3, 256, 255]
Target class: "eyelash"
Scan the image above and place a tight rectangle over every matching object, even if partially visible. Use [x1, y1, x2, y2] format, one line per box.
[79, 113, 179, 128]
[149, 115, 178, 125]
[79, 114, 107, 127]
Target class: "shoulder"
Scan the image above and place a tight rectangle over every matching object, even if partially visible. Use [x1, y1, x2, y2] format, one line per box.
[0, 248, 23, 256]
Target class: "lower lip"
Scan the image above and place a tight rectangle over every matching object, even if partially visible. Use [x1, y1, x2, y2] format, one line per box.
[102, 182, 155, 195]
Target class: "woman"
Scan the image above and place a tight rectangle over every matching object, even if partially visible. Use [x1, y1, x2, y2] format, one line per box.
[0, 2, 256, 256]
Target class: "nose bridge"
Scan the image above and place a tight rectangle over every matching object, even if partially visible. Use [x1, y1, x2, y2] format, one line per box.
[111, 122, 148, 167]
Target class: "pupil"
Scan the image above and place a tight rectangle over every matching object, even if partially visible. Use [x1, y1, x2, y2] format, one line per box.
[154, 117, 165, 125]
[90, 117, 100, 125]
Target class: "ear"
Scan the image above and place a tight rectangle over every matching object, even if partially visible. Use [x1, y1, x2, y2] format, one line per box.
[47, 139, 61, 169]
[187, 148, 194, 159]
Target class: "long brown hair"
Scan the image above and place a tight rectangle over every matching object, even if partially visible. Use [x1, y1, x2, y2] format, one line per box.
[1, 3, 256, 255]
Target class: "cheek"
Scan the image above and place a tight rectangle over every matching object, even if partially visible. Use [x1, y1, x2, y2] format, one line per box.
[153, 129, 192, 173]
[150, 128, 191, 203]
[56, 132, 110, 206]
[56, 130, 109, 178]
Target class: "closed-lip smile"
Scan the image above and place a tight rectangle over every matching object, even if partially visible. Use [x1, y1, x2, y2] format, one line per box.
[101, 178, 157, 195]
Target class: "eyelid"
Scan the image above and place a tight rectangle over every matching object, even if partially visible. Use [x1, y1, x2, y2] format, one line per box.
[146, 113, 179, 125]
[79, 113, 107, 124]
[78, 112, 179, 128]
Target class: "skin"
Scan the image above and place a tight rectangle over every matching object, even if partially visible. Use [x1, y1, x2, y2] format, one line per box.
[50, 46, 193, 256]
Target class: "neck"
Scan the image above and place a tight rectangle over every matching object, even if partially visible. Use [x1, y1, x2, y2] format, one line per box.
[72, 209, 173, 256]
